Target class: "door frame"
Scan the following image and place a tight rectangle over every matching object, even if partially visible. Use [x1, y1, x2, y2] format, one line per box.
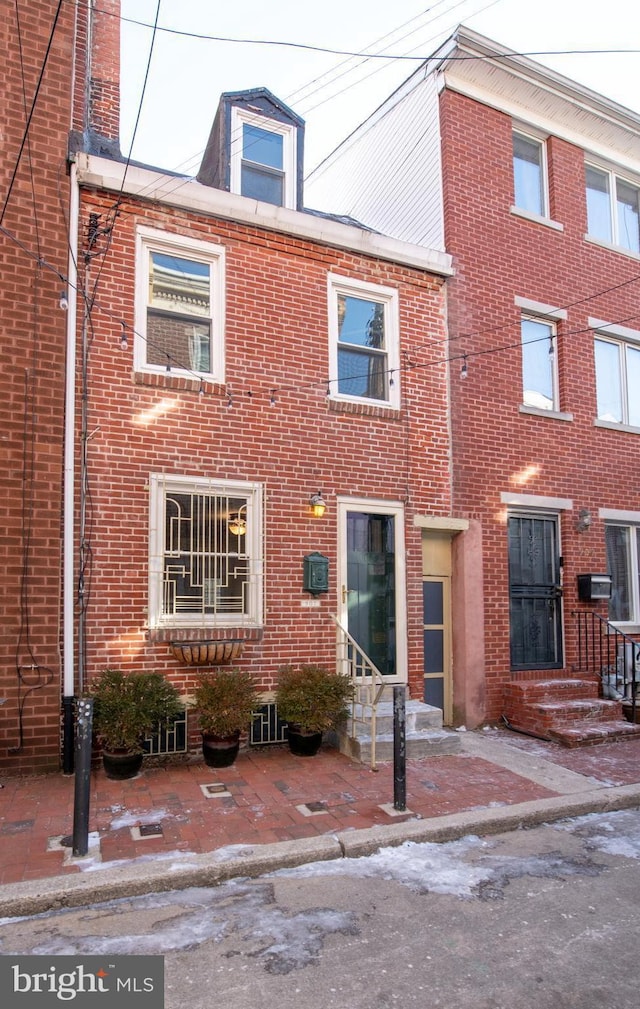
[507, 509, 564, 670]
[337, 497, 407, 684]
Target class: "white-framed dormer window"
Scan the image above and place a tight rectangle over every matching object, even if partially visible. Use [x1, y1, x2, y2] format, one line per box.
[230, 107, 297, 209]
[593, 320, 640, 428]
[586, 163, 640, 256]
[135, 227, 225, 380]
[328, 274, 400, 409]
[513, 130, 548, 218]
[148, 474, 263, 629]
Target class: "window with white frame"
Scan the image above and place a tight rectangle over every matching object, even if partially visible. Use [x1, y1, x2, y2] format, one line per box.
[328, 274, 400, 408]
[594, 333, 640, 427]
[513, 131, 547, 217]
[135, 228, 225, 379]
[606, 522, 640, 623]
[148, 474, 262, 628]
[521, 315, 558, 411]
[230, 108, 296, 208]
[586, 163, 640, 255]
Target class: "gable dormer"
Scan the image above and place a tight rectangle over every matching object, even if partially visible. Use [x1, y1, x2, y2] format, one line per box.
[198, 88, 305, 210]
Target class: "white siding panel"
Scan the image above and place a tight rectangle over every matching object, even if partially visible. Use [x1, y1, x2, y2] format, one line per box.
[307, 76, 445, 250]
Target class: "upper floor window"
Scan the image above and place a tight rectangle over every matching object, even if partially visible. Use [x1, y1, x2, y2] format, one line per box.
[521, 315, 558, 411]
[135, 228, 225, 380]
[594, 334, 640, 427]
[586, 164, 640, 255]
[513, 131, 547, 217]
[149, 474, 263, 629]
[230, 108, 296, 208]
[328, 274, 400, 409]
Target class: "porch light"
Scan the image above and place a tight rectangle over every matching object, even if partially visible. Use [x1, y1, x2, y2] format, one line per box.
[228, 505, 247, 536]
[309, 491, 326, 518]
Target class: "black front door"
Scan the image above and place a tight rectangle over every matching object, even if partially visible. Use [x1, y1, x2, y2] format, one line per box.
[508, 514, 563, 670]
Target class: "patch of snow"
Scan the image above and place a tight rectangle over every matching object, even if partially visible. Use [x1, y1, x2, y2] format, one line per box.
[109, 808, 169, 830]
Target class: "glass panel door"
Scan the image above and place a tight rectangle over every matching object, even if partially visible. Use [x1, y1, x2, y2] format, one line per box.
[345, 511, 396, 675]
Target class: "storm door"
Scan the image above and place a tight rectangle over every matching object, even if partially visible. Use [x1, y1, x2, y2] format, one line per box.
[339, 503, 406, 681]
[508, 513, 563, 669]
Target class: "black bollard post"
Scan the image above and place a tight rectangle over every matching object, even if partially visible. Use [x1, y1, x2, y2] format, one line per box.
[393, 684, 406, 811]
[72, 696, 93, 857]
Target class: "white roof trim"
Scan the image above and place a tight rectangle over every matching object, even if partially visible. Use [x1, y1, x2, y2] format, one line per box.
[75, 154, 453, 277]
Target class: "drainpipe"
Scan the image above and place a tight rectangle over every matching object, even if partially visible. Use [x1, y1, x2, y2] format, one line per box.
[62, 158, 79, 774]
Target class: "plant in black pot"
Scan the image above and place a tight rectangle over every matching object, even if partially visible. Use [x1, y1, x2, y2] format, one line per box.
[90, 668, 183, 779]
[193, 669, 261, 768]
[275, 664, 354, 756]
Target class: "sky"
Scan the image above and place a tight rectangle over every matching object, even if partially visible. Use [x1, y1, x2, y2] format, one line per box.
[120, 0, 640, 180]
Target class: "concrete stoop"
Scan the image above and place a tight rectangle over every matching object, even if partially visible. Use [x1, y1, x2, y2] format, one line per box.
[336, 699, 462, 763]
[504, 677, 640, 748]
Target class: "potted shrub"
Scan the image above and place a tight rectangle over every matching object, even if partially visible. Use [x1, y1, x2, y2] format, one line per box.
[90, 668, 183, 779]
[275, 664, 354, 756]
[193, 669, 261, 768]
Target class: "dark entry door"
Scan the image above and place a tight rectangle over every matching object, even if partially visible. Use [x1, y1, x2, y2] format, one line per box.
[346, 511, 396, 676]
[508, 514, 563, 669]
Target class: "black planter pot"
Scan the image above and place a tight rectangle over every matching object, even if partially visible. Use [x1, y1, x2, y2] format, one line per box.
[286, 726, 323, 757]
[202, 731, 241, 768]
[102, 750, 144, 780]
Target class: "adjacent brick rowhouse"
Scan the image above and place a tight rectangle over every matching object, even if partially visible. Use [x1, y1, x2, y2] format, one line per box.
[439, 87, 640, 732]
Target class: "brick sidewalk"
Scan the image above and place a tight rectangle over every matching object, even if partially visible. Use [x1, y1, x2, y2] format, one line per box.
[2, 730, 640, 887]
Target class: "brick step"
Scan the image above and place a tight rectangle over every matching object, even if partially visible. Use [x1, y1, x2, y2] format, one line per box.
[548, 719, 640, 748]
[529, 698, 623, 726]
[504, 677, 600, 705]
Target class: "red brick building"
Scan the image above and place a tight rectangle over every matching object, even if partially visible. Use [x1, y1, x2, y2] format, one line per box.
[1, 2, 454, 771]
[308, 27, 640, 741]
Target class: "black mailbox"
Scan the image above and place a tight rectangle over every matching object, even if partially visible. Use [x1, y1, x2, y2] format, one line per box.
[303, 552, 329, 595]
[577, 573, 612, 602]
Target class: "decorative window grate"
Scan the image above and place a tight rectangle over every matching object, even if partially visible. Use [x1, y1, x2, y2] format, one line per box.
[250, 703, 288, 746]
[143, 710, 188, 755]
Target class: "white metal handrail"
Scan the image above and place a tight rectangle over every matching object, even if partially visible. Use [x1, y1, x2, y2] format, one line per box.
[332, 615, 386, 770]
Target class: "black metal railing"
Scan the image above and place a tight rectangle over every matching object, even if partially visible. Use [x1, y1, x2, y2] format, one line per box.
[574, 611, 638, 722]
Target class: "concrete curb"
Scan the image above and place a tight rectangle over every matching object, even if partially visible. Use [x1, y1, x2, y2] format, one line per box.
[2, 783, 639, 920]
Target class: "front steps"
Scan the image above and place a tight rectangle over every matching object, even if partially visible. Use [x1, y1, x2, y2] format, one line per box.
[336, 698, 461, 763]
[504, 677, 640, 747]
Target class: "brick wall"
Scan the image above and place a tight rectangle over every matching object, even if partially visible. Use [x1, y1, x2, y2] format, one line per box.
[0, 1, 78, 771]
[440, 88, 640, 721]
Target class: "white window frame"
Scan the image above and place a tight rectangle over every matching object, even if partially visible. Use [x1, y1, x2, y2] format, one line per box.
[230, 107, 297, 209]
[512, 129, 549, 219]
[328, 274, 400, 410]
[515, 298, 567, 417]
[601, 509, 640, 628]
[148, 474, 263, 630]
[591, 318, 640, 429]
[585, 161, 640, 256]
[134, 227, 225, 381]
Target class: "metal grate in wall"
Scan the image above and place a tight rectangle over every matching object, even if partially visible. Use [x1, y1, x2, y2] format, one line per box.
[143, 710, 188, 755]
[250, 702, 288, 746]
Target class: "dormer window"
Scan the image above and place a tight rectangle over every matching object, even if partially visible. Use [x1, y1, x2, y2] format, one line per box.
[230, 108, 296, 209]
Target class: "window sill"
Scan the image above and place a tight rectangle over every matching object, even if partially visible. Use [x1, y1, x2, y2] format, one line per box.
[510, 206, 564, 232]
[584, 234, 640, 261]
[328, 397, 402, 420]
[134, 370, 225, 395]
[519, 404, 573, 422]
[147, 627, 263, 644]
[594, 419, 640, 435]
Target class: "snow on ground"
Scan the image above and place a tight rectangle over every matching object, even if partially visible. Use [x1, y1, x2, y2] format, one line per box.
[553, 808, 640, 859]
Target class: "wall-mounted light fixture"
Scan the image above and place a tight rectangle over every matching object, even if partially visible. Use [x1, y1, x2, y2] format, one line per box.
[576, 508, 592, 533]
[309, 491, 326, 518]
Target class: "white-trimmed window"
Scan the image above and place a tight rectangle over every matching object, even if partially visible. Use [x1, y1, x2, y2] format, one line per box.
[586, 163, 640, 255]
[513, 131, 547, 217]
[230, 107, 296, 208]
[594, 327, 640, 427]
[149, 474, 263, 629]
[606, 522, 640, 624]
[328, 274, 400, 409]
[521, 315, 558, 411]
[135, 228, 225, 380]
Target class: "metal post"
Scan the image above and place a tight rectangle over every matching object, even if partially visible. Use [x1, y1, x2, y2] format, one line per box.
[72, 696, 93, 857]
[393, 684, 406, 811]
[62, 696, 75, 774]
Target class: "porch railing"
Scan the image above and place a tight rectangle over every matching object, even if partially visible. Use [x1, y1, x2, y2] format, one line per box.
[574, 610, 638, 722]
[333, 616, 386, 770]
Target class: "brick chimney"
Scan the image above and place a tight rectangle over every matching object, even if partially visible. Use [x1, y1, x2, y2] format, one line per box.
[76, 0, 121, 158]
